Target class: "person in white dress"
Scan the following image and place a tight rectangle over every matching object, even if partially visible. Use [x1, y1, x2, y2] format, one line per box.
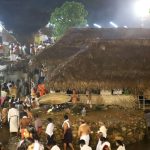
[96, 122, 108, 150]
[98, 122, 107, 138]
[116, 140, 126, 150]
[100, 137, 111, 150]
[8, 103, 19, 135]
[45, 118, 54, 149]
[96, 132, 103, 150]
[79, 139, 92, 150]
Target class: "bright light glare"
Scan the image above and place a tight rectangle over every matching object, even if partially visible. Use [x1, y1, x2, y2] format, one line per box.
[0, 22, 3, 32]
[93, 23, 102, 28]
[123, 26, 128, 28]
[0, 26, 2, 32]
[109, 21, 118, 28]
[134, 0, 150, 18]
[86, 24, 89, 27]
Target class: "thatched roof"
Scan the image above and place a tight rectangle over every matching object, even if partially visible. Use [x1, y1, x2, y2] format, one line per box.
[32, 28, 150, 89]
[33, 28, 150, 63]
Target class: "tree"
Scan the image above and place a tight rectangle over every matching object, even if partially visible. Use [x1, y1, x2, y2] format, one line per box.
[50, 1, 88, 39]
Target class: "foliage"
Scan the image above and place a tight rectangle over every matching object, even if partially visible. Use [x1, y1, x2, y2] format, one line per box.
[50, 1, 88, 39]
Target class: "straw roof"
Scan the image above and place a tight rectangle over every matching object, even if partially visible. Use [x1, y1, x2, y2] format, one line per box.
[32, 28, 150, 90]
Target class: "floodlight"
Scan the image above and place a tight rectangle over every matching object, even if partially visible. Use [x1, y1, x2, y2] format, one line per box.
[93, 23, 102, 28]
[109, 21, 118, 28]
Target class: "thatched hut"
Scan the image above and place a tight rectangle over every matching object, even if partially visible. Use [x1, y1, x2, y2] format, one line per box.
[32, 28, 150, 94]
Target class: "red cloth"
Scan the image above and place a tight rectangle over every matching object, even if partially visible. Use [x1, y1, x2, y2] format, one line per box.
[103, 145, 109, 150]
[38, 84, 46, 96]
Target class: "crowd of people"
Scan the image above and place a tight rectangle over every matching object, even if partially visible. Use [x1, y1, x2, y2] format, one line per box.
[8, 41, 53, 62]
[0, 79, 126, 150]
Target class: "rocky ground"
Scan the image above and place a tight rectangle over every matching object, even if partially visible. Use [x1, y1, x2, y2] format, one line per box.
[1, 104, 147, 150]
[35, 104, 147, 149]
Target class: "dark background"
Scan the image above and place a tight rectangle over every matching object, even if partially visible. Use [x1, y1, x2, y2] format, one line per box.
[0, 0, 143, 36]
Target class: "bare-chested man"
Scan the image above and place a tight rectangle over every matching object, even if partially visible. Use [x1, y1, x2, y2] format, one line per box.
[71, 89, 78, 104]
[20, 115, 31, 139]
[78, 119, 91, 145]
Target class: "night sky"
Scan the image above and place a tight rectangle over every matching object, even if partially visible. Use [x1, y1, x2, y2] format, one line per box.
[0, 0, 148, 35]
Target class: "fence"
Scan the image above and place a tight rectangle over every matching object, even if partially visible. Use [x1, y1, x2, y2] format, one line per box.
[138, 95, 150, 110]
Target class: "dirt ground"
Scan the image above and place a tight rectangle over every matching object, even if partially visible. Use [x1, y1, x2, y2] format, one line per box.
[35, 105, 145, 149]
[0, 105, 145, 150]
[38, 105, 144, 127]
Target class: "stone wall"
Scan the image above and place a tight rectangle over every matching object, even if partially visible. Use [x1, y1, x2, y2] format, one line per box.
[80, 94, 137, 108]
[39, 93, 138, 108]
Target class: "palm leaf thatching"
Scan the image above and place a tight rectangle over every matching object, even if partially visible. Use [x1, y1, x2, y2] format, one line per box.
[32, 28, 150, 90]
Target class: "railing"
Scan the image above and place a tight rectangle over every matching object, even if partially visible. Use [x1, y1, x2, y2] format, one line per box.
[138, 95, 150, 110]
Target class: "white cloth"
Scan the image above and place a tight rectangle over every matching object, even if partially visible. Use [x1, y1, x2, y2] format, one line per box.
[1, 90, 7, 97]
[99, 125, 107, 138]
[100, 141, 111, 150]
[117, 145, 126, 150]
[80, 134, 90, 145]
[35, 97, 40, 106]
[34, 140, 44, 150]
[7, 82, 12, 89]
[17, 140, 44, 150]
[51, 145, 61, 150]
[45, 122, 54, 137]
[96, 139, 102, 150]
[8, 108, 19, 132]
[80, 144, 92, 150]
[62, 119, 70, 128]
